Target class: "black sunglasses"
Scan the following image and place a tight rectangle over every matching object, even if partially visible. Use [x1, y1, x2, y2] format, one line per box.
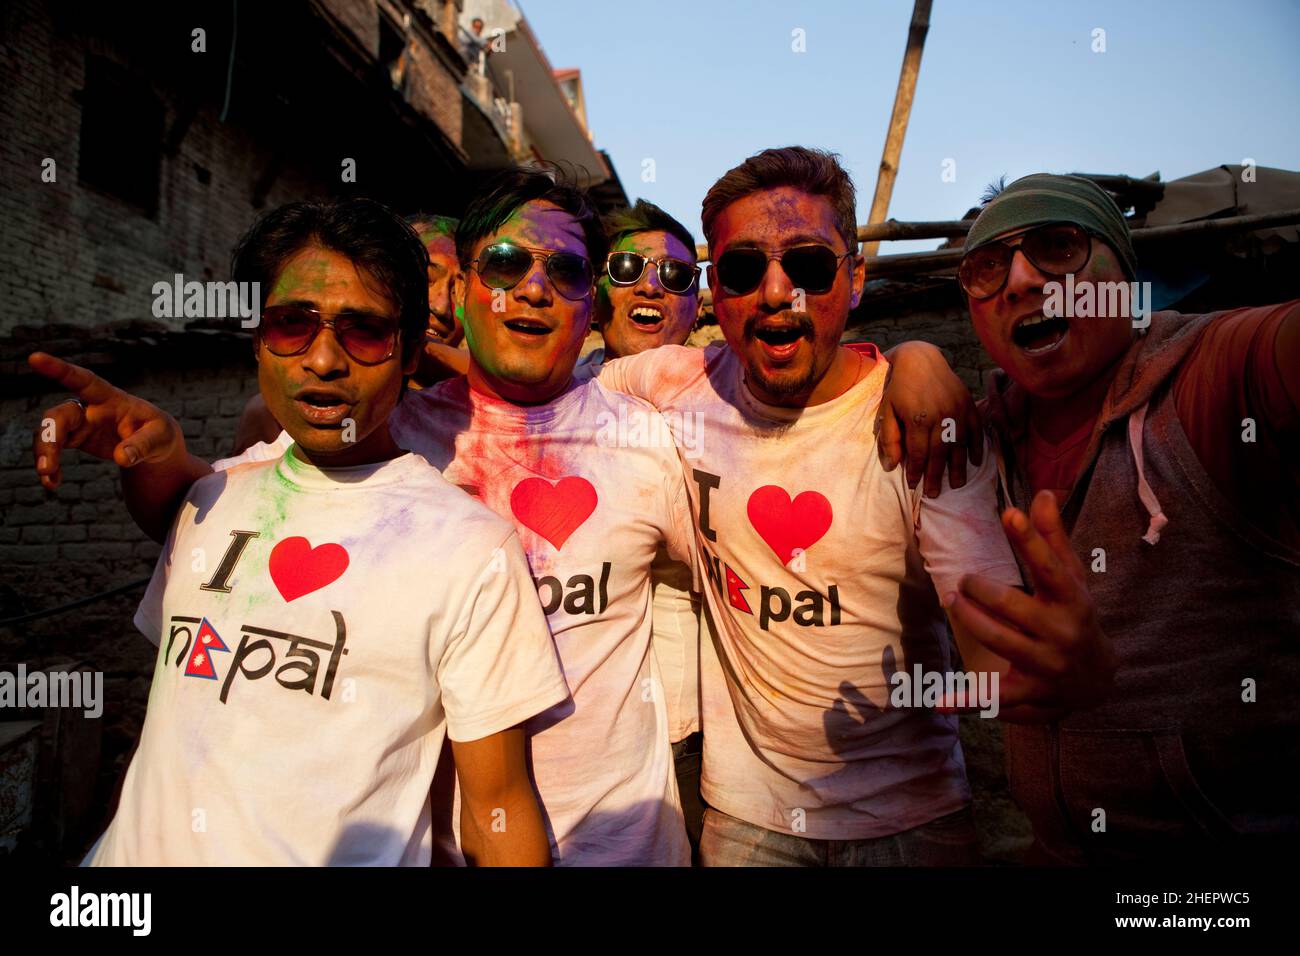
[605, 251, 701, 295]
[714, 244, 853, 296]
[958, 222, 1093, 300]
[470, 242, 594, 301]
[259, 305, 400, 365]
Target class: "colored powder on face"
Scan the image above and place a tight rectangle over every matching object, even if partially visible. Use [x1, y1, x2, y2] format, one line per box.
[270, 252, 334, 300]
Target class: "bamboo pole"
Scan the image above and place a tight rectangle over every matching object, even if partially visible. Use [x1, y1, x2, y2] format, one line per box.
[860, 0, 932, 259]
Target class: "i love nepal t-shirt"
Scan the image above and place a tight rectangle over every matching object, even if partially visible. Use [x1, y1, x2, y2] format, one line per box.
[221, 379, 698, 866]
[87, 449, 568, 866]
[598, 343, 1023, 840]
[389, 377, 697, 866]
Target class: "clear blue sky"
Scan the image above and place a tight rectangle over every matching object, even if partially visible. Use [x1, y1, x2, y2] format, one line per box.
[521, 0, 1300, 256]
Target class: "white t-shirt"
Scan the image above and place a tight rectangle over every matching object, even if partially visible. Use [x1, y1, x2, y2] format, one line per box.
[87, 450, 568, 866]
[598, 342, 1023, 840]
[576, 348, 701, 743]
[225, 379, 697, 865]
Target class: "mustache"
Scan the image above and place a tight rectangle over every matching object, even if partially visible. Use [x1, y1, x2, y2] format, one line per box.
[743, 312, 815, 338]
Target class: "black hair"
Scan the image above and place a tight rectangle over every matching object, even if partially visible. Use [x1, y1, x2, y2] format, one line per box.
[232, 197, 429, 365]
[702, 146, 858, 252]
[604, 199, 697, 261]
[979, 176, 1008, 206]
[455, 166, 607, 271]
[406, 212, 460, 240]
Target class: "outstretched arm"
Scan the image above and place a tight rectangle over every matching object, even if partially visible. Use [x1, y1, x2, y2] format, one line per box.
[29, 352, 211, 543]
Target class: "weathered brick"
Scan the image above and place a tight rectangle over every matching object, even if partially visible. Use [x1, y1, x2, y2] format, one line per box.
[81, 477, 117, 499]
[13, 484, 47, 503]
[219, 396, 249, 416]
[134, 541, 162, 559]
[7, 502, 63, 525]
[0, 544, 58, 563]
[0, 469, 36, 489]
[98, 523, 144, 542]
[65, 542, 134, 561]
[184, 397, 219, 417]
[53, 525, 88, 542]
[20, 525, 54, 543]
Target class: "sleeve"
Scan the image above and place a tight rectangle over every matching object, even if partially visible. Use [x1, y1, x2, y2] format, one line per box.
[212, 430, 293, 472]
[1173, 302, 1300, 441]
[595, 345, 701, 410]
[437, 529, 571, 743]
[132, 502, 191, 646]
[914, 437, 1023, 599]
[594, 352, 657, 402]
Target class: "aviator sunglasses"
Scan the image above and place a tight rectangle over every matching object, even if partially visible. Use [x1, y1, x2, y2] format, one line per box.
[470, 242, 594, 301]
[259, 305, 400, 365]
[958, 222, 1094, 300]
[714, 244, 854, 296]
[605, 251, 701, 295]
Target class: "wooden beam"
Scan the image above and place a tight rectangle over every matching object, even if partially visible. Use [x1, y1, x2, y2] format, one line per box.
[861, 0, 932, 259]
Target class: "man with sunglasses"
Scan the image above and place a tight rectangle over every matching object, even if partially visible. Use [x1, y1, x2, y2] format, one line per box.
[953, 173, 1300, 863]
[28, 198, 568, 865]
[229, 212, 470, 455]
[574, 198, 708, 856]
[581, 199, 702, 370]
[597, 147, 1115, 866]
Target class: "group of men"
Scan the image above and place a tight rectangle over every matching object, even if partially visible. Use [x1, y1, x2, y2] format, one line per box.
[28, 145, 1298, 866]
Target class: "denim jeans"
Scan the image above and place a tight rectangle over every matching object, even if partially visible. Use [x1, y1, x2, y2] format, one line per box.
[700, 805, 981, 867]
[672, 732, 704, 862]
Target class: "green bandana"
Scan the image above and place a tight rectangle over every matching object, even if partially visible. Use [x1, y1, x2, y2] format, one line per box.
[965, 173, 1138, 280]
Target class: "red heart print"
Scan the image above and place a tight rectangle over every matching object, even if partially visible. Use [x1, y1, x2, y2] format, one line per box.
[747, 485, 833, 565]
[510, 476, 598, 551]
[268, 536, 350, 602]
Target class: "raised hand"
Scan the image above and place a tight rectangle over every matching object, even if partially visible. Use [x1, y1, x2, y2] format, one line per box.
[946, 489, 1115, 722]
[876, 341, 984, 498]
[29, 352, 187, 490]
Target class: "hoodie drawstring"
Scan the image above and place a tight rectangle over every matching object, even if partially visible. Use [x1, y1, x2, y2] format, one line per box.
[1128, 402, 1169, 545]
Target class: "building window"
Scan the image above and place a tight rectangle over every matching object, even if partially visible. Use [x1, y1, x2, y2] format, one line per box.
[379, 14, 409, 91]
[77, 56, 164, 217]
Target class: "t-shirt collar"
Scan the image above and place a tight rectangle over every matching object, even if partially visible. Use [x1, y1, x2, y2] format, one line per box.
[274, 445, 422, 490]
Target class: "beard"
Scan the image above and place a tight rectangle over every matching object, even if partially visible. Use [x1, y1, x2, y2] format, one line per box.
[741, 311, 819, 400]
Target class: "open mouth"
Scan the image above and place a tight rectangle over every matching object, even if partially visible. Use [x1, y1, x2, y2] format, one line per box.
[1011, 313, 1070, 354]
[294, 390, 353, 426]
[628, 304, 665, 329]
[752, 323, 806, 362]
[503, 318, 552, 336]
